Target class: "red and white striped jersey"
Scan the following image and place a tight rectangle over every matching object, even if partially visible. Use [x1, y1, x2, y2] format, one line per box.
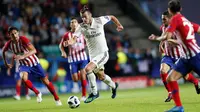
[61, 29, 88, 63]
[3, 36, 40, 67]
[167, 14, 200, 59]
[160, 25, 184, 59]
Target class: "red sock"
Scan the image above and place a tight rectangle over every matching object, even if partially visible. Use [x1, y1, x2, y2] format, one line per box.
[16, 85, 21, 96]
[81, 80, 87, 97]
[161, 73, 172, 92]
[169, 81, 182, 106]
[25, 86, 29, 95]
[24, 80, 39, 95]
[46, 82, 59, 101]
[186, 73, 198, 85]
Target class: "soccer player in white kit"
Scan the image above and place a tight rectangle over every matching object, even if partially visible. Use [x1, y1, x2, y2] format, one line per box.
[77, 6, 124, 103]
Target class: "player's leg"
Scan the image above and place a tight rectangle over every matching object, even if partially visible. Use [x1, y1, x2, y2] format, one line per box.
[21, 71, 41, 102]
[13, 72, 21, 100]
[160, 63, 172, 102]
[94, 51, 118, 99]
[22, 75, 31, 100]
[184, 73, 200, 94]
[79, 60, 88, 101]
[189, 54, 200, 94]
[84, 62, 99, 103]
[24, 82, 31, 100]
[14, 79, 21, 100]
[35, 64, 62, 106]
[165, 58, 191, 112]
[95, 69, 118, 99]
[19, 66, 40, 96]
[165, 70, 184, 112]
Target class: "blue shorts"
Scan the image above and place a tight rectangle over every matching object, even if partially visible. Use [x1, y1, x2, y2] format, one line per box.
[14, 72, 21, 81]
[161, 55, 177, 68]
[172, 53, 200, 77]
[19, 64, 46, 78]
[69, 60, 88, 75]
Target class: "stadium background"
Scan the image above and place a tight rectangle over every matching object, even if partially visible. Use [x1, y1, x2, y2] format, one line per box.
[0, 0, 200, 98]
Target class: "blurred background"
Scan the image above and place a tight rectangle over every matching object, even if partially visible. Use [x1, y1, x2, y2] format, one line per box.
[0, 0, 200, 97]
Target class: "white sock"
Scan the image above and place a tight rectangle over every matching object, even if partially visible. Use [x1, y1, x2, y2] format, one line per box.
[103, 74, 116, 89]
[87, 72, 98, 95]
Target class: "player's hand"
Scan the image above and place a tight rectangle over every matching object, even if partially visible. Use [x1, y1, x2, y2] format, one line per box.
[7, 68, 11, 76]
[61, 52, 67, 58]
[5, 64, 13, 69]
[148, 34, 157, 40]
[63, 41, 68, 47]
[67, 39, 74, 45]
[116, 25, 124, 32]
[15, 55, 25, 60]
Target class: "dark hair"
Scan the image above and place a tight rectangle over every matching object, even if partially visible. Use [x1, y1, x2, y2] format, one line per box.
[70, 17, 77, 21]
[162, 10, 171, 17]
[168, 0, 181, 13]
[8, 26, 19, 33]
[80, 5, 90, 14]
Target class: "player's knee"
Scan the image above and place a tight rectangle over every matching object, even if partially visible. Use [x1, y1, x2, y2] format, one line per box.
[160, 68, 168, 74]
[98, 74, 105, 81]
[41, 77, 50, 85]
[98, 76, 105, 81]
[73, 78, 79, 82]
[85, 66, 92, 73]
[166, 75, 175, 82]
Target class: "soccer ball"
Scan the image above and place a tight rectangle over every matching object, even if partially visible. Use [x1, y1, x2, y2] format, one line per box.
[67, 96, 80, 109]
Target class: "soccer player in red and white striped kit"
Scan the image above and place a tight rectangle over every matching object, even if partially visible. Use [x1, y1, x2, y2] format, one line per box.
[3, 26, 62, 106]
[59, 17, 88, 101]
[149, 10, 200, 103]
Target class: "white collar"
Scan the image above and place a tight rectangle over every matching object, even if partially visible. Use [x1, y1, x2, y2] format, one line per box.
[90, 18, 95, 28]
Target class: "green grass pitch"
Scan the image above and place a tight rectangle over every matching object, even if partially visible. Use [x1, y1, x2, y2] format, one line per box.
[0, 84, 199, 112]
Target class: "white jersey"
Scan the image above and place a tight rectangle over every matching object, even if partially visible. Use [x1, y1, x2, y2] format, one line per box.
[79, 16, 111, 58]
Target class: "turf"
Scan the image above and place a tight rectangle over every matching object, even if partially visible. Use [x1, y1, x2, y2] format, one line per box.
[0, 84, 199, 112]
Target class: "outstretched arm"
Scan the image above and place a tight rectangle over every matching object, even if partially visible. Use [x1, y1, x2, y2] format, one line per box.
[110, 15, 124, 32]
[15, 44, 36, 60]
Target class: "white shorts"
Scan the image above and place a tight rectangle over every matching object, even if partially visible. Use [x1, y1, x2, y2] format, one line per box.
[90, 52, 109, 73]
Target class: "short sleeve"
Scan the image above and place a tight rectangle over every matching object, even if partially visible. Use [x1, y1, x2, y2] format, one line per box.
[191, 22, 200, 33]
[166, 16, 178, 33]
[3, 41, 11, 51]
[20, 36, 31, 47]
[99, 16, 111, 25]
[63, 32, 69, 40]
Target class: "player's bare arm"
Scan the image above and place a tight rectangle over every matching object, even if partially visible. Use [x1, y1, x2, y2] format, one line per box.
[7, 55, 15, 76]
[110, 15, 124, 32]
[59, 38, 67, 58]
[163, 31, 179, 46]
[15, 44, 36, 60]
[149, 32, 167, 41]
[2, 46, 12, 69]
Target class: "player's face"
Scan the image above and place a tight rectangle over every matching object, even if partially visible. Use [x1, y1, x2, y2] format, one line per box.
[162, 15, 170, 26]
[70, 19, 78, 30]
[80, 11, 92, 24]
[9, 30, 19, 42]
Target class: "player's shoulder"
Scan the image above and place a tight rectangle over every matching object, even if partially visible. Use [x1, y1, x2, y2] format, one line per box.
[19, 36, 28, 40]
[93, 17, 103, 24]
[63, 31, 71, 38]
[5, 40, 12, 46]
[173, 14, 184, 21]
